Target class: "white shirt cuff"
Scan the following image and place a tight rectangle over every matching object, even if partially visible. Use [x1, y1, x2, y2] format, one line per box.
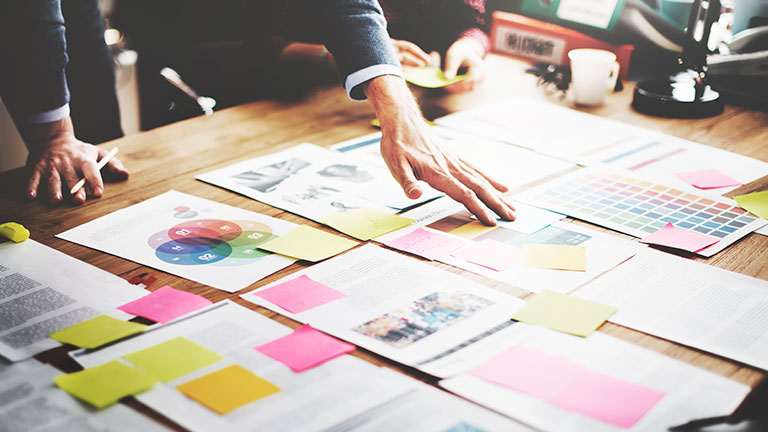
[26, 104, 70, 124]
[345, 64, 403, 101]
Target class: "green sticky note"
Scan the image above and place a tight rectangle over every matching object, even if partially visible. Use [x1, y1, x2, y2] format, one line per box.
[54, 360, 157, 409]
[512, 289, 616, 337]
[257, 225, 358, 262]
[321, 208, 414, 241]
[50, 315, 146, 349]
[733, 190, 768, 220]
[403, 66, 468, 88]
[123, 337, 223, 382]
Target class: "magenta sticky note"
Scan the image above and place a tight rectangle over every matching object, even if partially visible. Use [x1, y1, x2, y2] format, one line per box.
[254, 274, 345, 314]
[383, 227, 468, 260]
[675, 169, 743, 189]
[469, 346, 583, 399]
[255, 324, 355, 372]
[548, 371, 665, 428]
[450, 238, 522, 272]
[640, 223, 719, 253]
[117, 286, 212, 324]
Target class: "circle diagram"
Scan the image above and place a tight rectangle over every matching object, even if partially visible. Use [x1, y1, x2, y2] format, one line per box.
[148, 219, 277, 266]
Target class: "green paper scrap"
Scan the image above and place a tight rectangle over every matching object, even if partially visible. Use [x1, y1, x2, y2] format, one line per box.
[54, 360, 157, 409]
[403, 66, 468, 88]
[512, 289, 617, 337]
[50, 315, 146, 349]
[733, 190, 768, 220]
[123, 337, 224, 382]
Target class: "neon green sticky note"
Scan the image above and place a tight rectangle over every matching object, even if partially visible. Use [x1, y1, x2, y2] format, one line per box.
[54, 360, 157, 409]
[522, 244, 587, 271]
[733, 190, 768, 220]
[512, 290, 616, 337]
[176, 365, 280, 414]
[404, 66, 468, 88]
[321, 208, 414, 241]
[123, 337, 223, 382]
[50, 315, 146, 349]
[257, 225, 358, 262]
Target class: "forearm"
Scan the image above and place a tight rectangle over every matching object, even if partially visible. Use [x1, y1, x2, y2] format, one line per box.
[363, 75, 424, 132]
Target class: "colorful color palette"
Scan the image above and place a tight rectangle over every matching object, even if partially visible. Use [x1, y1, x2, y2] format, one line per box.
[515, 168, 765, 256]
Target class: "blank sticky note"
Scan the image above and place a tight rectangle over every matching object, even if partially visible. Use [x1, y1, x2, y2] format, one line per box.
[675, 169, 743, 189]
[640, 222, 719, 253]
[512, 290, 616, 337]
[255, 324, 355, 372]
[254, 274, 345, 313]
[522, 244, 586, 271]
[734, 190, 768, 220]
[321, 208, 413, 241]
[450, 239, 522, 272]
[383, 227, 468, 260]
[123, 337, 223, 382]
[257, 225, 358, 262]
[549, 370, 665, 428]
[403, 66, 468, 88]
[176, 365, 280, 414]
[448, 221, 496, 239]
[50, 315, 146, 349]
[470, 345, 583, 399]
[55, 360, 157, 409]
[118, 286, 212, 324]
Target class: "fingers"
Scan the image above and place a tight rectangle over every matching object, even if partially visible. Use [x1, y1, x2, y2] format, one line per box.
[391, 39, 431, 67]
[47, 169, 63, 202]
[443, 50, 464, 80]
[459, 158, 509, 193]
[433, 175, 498, 226]
[27, 168, 42, 200]
[81, 158, 104, 198]
[388, 156, 424, 200]
[400, 52, 429, 67]
[104, 156, 130, 181]
[449, 162, 516, 222]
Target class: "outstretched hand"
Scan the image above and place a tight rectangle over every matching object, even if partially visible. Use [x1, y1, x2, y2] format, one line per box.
[22, 117, 128, 204]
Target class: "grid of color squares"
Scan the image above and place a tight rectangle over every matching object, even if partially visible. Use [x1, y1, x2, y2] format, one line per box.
[516, 169, 761, 248]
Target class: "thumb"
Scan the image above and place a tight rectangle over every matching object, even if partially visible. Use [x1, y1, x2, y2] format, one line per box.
[443, 51, 462, 79]
[393, 159, 424, 199]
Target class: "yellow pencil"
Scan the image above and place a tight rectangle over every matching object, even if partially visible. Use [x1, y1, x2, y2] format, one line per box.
[70, 147, 119, 195]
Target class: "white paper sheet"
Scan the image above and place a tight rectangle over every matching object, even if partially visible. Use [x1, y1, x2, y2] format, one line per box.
[71, 300, 412, 432]
[196, 143, 441, 218]
[56, 191, 296, 293]
[440, 329, 750, 432]
[0, 358, 169, 431]
[241, 244, 526, 377]
[332, 127, 576, 189]
[0, 240, 148, 362]
[572, 248, 768, 370]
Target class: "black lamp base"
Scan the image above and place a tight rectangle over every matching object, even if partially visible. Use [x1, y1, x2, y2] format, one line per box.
[632, 69, 724, 118]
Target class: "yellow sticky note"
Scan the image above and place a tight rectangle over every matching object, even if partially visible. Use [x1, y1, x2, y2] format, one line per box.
[50, 315, 146, 349]
[449, 221, 496, 239]
[54, 360, 157, 409]
[176, 365, 280, 414]
[403, 66, 468, 88]
[257, 225, 358, 262]
[123, 337, 223, 382]
[321, 208, 413, 241]
[522, 244, 586, 271]
[512, 290, 616, 337]
[733, 190, 768, 220]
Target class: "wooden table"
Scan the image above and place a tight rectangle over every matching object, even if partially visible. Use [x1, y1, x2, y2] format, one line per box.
[1, 54, 767, 429]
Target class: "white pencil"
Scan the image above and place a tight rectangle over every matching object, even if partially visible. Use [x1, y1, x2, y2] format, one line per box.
[70, 147, 119, 195]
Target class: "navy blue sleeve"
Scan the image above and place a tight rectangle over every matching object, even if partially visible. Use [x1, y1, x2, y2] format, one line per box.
[0, 0, 70, 124]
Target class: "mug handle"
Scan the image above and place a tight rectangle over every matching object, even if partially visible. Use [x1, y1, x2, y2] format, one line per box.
[607, 61, 620, 91]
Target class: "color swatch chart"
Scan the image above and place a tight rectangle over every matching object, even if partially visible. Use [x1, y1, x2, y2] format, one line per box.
[515, 168, 767, 257]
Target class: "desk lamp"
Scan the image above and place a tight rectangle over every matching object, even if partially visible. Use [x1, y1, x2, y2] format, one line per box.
[632, 0, 724, 117]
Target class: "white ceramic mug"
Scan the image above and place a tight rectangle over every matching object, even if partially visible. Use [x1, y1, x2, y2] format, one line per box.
[568, 49, 620, 106]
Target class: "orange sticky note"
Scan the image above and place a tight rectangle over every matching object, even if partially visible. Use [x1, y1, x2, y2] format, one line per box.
[522, 244, 586, 271]
[176, 365, 280, 414]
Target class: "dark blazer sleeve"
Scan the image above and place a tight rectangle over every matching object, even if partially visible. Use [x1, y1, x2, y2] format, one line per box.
[0, 0, 70, 124]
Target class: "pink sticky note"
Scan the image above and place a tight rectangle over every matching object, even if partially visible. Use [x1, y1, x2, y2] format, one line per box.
[469, 346, 584, 399]
[254, 274, 345, 314]
[640, 223, 719, 253]
[548, 371, 665, 429]
[255, 324, 355, 372]
[117, 286, 212, 324]
[675, 169, 743, 189]
[383, 227, 468, 260]
[450, 239, 522, 272]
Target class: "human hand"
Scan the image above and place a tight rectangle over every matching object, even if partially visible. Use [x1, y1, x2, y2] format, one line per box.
[364, 76, 515, 225]
[22, 117, 129, 204]
[443, 38, 487, 93]
[390, 38, 437, 67]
